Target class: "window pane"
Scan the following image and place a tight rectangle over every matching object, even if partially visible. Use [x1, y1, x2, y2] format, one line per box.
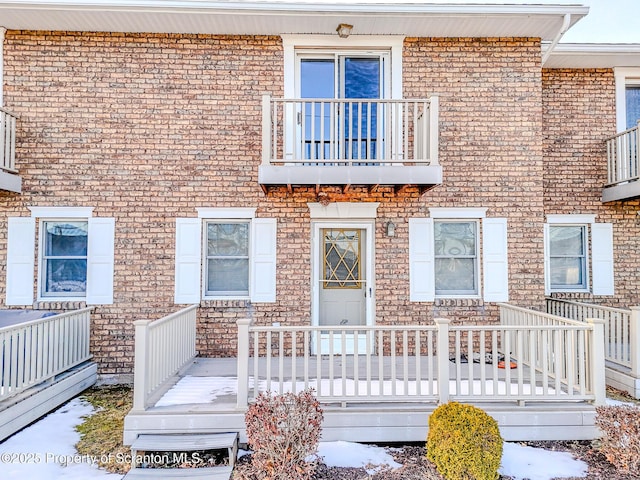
[550, 257, 585, 288]
[45, 222, 88, 256]
[45, 259, 87, 293]
[207, 259, 249, 293]
[207, 223, 248, 256]
[301, 59, 335, 99]
[434, 222, 476, 256]
[549, 226, 584, 256]
[626, 86, 640, 129]
[435, 258, 476, 292]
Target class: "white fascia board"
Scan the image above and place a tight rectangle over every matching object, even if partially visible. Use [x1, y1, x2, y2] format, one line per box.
[545, 44, 640, 69]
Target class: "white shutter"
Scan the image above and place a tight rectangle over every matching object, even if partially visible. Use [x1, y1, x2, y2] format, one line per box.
[251, 218, 277, 303]
[6, 217, 35, 306]
[543, 223, 551, 296]
[174, 218, 202, 304]
[592, 223, 614, 296]
[86, 217, 115, 305]
[409, 218, 435, 302]
[482, 217, 509, 302]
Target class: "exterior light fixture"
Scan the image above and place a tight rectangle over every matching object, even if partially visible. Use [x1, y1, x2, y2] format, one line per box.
[336, 23, 353, 38]
[386, 220, 396, 237]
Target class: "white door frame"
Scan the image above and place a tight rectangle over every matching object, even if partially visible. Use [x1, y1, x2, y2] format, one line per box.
[311, 220, 375, 352]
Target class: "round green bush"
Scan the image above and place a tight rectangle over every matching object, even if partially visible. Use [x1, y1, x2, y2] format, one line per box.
[426, 402, 503, 480]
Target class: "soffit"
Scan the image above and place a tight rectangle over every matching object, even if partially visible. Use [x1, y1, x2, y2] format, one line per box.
[0, 1, 587, 40]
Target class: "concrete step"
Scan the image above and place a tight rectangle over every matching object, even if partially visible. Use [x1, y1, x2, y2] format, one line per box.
[123, 465, 233, 480]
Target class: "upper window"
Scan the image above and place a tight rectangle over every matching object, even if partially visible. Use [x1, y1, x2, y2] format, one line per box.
[547, 224, 588, 292]
[614, 68, 640, 131]
[41, 220, 88, 297]
[434, 220, 478, 296]
[204, 221, 250, 297]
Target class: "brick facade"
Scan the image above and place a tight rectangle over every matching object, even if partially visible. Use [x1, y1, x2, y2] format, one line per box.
[0, 32, 626, 376]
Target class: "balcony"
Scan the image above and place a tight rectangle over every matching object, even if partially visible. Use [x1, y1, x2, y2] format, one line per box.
[258, 95, 442, 194]
[602, 122, 639, 202]
[0, 107, 21, 194]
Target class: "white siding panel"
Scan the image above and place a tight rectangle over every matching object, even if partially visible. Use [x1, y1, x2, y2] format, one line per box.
[482, 217, 509, 302]
[251, 218, 277, 303]
[409, 218, 434, 302]
[6, 217, 35, 306]
[592, 223, 615, 296]
[174, 218, 202, 304]
[86, 217, 115, 305]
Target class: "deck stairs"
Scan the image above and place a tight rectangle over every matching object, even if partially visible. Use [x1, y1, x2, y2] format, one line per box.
[122, 432, 239, 480]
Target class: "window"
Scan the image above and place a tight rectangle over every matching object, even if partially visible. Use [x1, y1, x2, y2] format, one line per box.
[434, 220, 478, 296]
[6, 207, 115, 305]
[409, 208, 509, 302]
[41, 220, 88, 297]
[204, 221, 250, 297]
[544, 215, 614, 296]
[174, 208, 277, 303]
[614, 68, 640, 131]
[547, 225, 587, 291]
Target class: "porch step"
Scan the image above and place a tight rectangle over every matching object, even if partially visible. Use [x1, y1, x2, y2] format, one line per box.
[124, 432, 239, 480]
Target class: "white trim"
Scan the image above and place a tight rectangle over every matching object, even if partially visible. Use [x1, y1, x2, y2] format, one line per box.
[615, 67, 640, 132]
[196, 207, 256, 219]
[546, 214, 596, 225]
[428, 207, 487, 219]
[282, 35, 403, 100]
[308, 202, 379, 219]
[28, 206, 94, 218]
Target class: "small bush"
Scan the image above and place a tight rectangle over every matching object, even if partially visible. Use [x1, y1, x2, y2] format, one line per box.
[240, 389, 323, 480]
[595, 404, 640, 473]
[426, 402, 503, 480]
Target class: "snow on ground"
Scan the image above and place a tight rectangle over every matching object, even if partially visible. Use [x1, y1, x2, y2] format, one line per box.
[0, 396, 592, 480]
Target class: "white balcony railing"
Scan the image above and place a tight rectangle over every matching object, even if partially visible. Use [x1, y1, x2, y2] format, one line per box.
[132, 305, 198, 411]
[261, 95, 439, 167]
[0, 107, 17, 174]
[605, 121, 640, 186]
[0, 308, 92, 402]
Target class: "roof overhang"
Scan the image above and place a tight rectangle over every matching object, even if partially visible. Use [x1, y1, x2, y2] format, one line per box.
[544, 43, 640, 68]
[0, 1, 588, 40]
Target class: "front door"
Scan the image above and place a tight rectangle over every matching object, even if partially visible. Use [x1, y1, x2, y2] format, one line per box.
[313, 224, 373, 354]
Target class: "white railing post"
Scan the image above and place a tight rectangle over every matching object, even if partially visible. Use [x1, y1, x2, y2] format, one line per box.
[236, 318, 252, 409]
[132, 319, 151, 411]
[262, 94, 271, 166]
[630, 306, 640, 377]
[429, 95, 439, 166]
[587, 318, 607, 406]
[435, 317, 450, 404]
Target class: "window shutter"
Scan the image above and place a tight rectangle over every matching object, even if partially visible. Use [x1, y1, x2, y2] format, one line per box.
[251, 218, 277, 303]
[174, 218, 202, 304]
[592, 223, 615, 296]
[543, 223, 551, 296]
[482, 217, 509, 302]
[6, 217, 36, 306]
[409, 218, 435, 302]
[86, 217, 116, 305]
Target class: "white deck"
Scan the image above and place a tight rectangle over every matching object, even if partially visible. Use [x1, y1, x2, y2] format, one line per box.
[123, 357, 599, 445]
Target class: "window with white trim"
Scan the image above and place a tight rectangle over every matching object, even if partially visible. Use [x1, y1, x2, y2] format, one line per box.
[544, 215, 614, 295]
[5, 207, 115, 305]
[174, 208, 277, 303]
[409, 208, 509, 302]
[614, 68, 640, 131]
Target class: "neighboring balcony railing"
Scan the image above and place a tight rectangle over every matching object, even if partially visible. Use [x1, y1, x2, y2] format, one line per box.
[0, 107, 17, 174]
[605, 121, 639, 187]
[259, 95, 441, 190]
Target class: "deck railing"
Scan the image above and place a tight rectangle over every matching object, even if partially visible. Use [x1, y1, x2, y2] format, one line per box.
[261, 95, 439, 166]
[0, 308, 92, 402]
[237, 308, 606, 408]
[605, 121, 640, 186]
[546, 298, 640, 376]
[132, 305, 198, 411]
[0, 107, 18, 173]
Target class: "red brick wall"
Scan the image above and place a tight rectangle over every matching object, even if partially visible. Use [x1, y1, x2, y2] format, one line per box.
[542, 68, 640, 307]
[0, 33, 548, 375]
